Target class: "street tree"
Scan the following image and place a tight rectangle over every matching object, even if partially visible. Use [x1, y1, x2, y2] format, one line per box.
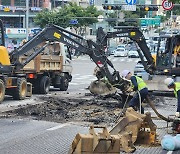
[34, 3, 101, 35]
[168, 0, 180, 3]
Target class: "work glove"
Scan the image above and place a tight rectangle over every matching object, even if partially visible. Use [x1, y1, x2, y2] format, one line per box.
[126, 86, 133, 93]
[175, 112, 180, 117]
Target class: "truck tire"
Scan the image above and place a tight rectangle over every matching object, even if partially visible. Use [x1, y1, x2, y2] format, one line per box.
[33, 80, 40, 94]
[40, 76, 50, 94]
[0, 79, 5, 103]
[60, 75, 69, 91]
[13, 78, 27, 100]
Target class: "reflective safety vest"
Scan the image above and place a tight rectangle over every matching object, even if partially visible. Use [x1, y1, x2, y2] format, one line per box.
[134, 76, 147, 91]
[174, 45, 180, 55]
[174, 82, 180, 98]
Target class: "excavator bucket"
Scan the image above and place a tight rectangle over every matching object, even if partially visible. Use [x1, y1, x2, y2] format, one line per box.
[68, 125, 135, 154]
[89, 80, 117, 96]
[110, 108, 157, 145]
[89, 66, 117, 96]
[69, 108, 158, 154]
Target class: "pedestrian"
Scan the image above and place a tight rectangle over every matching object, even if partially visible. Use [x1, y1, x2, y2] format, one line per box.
[121, 70, 148, 114]
[12, 39, 17, 50]
[164, 78, 180, 117]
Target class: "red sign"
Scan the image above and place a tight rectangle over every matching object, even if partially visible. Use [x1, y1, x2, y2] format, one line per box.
[162, 0, 174, 10]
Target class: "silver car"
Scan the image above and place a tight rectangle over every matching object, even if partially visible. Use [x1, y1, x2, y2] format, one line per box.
[134, 61, 150, 80]
[114, 48, 128, 57]
[128, 50, 139, 58]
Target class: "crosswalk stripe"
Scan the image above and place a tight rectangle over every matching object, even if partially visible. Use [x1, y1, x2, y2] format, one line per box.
[73, 56, 140, 63]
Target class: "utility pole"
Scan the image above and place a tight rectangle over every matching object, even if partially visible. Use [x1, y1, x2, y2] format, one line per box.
[170, 10, 173, 28]
[62, 0, 64, 8]
[26, 0, 29, 41]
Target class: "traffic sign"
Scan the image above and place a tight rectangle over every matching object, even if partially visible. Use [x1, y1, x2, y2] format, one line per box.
[162, 0, 174, 10]
[97, 15, 104, 22]
[69, 19, 78, 25]
[89, 0, 94, 5]
[140, 18, 160, 26]
[122, 5, 136, 11]
[125, 0, 136, 5]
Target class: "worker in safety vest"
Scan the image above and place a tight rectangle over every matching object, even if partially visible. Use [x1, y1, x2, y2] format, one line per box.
[173, 39, 180, 67]
[121, 70, 148, 114]
[164, 78, 180, 117]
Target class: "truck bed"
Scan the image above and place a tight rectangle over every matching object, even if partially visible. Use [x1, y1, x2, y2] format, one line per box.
[19, 54, 63, 73]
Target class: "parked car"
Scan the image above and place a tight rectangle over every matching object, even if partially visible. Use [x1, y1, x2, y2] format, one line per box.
[107, 46, 116, 55]
[117, 44, 127, 49]
[134, 61, 150, 80]
[128, 50, 139, 58]
[114, 48, 128, 57]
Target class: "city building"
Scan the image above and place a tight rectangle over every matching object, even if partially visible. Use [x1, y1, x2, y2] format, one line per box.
[0, 0, 51, 48]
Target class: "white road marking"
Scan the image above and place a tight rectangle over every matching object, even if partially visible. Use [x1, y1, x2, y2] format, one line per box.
[112, 58, 118, 62]
[73, 74, 81, 76]
[167, 151, 173, 154]
[69, 83, 79, 85]
[47, 123, 70, 131]
[74, 56, 140, 63]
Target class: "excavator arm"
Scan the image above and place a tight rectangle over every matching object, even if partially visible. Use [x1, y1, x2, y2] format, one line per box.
[97, 26, 156, 74]
[10, 24, 128, 92]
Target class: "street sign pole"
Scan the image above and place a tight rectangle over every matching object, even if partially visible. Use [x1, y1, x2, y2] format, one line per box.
[26, 0, 29, 41]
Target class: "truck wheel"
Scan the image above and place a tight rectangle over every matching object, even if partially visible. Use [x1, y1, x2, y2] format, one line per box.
[0, 79, 5, 103]
[60, 75, 69, 91]
[33, 81, 40, 94]
[40, 76, 50, 94]
[13, 78, 27, 100]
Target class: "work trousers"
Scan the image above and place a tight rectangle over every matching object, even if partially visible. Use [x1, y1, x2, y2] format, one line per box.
[129, 88, 148, 114]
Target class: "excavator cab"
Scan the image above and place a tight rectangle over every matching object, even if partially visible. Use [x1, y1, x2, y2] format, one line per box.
[156, 35, 180, 75]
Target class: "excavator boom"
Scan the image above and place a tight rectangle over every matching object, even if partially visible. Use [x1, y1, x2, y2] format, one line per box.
[8, 24, 130, 93]
[97, 26, 156, 74]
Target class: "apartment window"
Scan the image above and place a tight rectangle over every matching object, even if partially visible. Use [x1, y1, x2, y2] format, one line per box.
[15, 0, 26, 6]
[2, 0, 11, 5]
[30, 0, 43, 7]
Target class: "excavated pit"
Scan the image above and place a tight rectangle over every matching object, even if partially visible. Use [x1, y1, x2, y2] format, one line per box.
[2, 92, 165, 126]
[3, 93, 126, 126]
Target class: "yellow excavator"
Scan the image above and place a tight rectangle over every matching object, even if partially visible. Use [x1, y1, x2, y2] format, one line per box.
[0, 20, 131, 103]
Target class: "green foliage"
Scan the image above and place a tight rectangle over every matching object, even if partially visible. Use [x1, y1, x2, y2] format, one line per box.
[165, 5, 180, 18]
[168, 0, 180, 3]
[34, 3, 101, 29]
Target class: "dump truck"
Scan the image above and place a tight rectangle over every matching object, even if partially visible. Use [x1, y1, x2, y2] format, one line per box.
[18, 42, 72, 94]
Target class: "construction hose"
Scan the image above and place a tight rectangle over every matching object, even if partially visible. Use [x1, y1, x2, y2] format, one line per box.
[137, 91, 141, 114]
[115, 92, 131, 123]
[146, 96, 173, 122]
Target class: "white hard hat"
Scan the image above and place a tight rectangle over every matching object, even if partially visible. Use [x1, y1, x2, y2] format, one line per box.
[164, 78, 174, 87]
[121, 70, 130, 78]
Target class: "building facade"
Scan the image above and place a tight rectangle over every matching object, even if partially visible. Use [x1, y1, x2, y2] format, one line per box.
[0, 0, 51, 49]
[0, 0, 50, 28]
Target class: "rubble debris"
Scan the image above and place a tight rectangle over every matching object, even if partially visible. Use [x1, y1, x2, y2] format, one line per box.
[3, 94, 124, 126]
[1, 93, 168, 127]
